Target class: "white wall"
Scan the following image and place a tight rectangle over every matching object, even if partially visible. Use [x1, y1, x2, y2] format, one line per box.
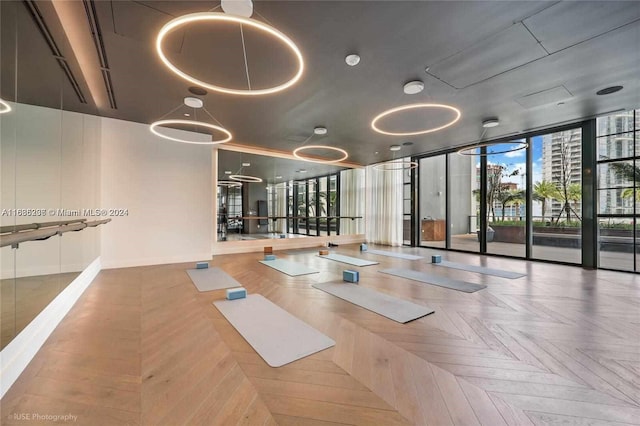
[100, 117, 213, 268]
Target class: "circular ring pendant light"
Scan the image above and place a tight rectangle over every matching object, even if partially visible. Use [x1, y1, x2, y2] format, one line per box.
[156, 12, 304, 96]
[217, 180, 242, 187]
[293, 145, 349, 164]
[457, 140, 528, 156]
[371, 103, 461, 136]
[230, 174, 263, 183]
[150, 119, 232, 145]
[0, 99, 12, 114]
[372, 160, 418, 171]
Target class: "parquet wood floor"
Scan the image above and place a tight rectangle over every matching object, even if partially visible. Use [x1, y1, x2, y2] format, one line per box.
[2, 244, 639, 425]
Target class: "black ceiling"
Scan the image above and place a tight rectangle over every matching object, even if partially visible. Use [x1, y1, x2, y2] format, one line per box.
[217, 149, 348, 184]
[2, 1, 640, 165]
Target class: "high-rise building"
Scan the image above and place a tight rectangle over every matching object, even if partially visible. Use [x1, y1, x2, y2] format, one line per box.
[596, 111, 638, 215]
[541, 129, 582, 219]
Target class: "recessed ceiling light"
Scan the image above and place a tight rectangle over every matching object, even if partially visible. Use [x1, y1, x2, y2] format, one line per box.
[276, 175, 282, 179]
[314, 126, 328, 135]
[242, 162, 250, 167]
[403, 80, 424, 95]
[299, 169, 307, 173]
[224, 170, 232, 174]
[345, 54, 360, 66]
[184, 113, 190, 117]
[221, 0, 253, 17]
[390, 145, 402, 151]
[188, 86, 207, 96]
[402, 141, 413, 146]
[596, 86, 623, 96]
[374, 151, 379, 155]
[184, 96, 203, 108]
[482, 118, 500, 128]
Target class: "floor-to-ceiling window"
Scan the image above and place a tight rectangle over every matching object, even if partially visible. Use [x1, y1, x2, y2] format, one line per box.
[415, 123, 590, 266]
[484, 139, 527, 258]
[449, 152, 480, 252]
[289, 173, 342, 237]
[531, 129, 582, 264]
[329, 174, 339, 235]
[419, 155, 446, 248]
[217, 184, 243, 235]
[307, 179, 318, 236]
[596, 109, 639, 272]
[403, 160, 413, 245]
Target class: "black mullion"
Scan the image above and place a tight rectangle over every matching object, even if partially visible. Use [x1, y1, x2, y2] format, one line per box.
[304, 179, 311, 235]
[596, 156, 638, 165]
[412, 158, 419, 247]
[445, 154, 451, 249]
[634, 110, 637, 272]
[480, 148, 488, 253]
[315, 177, 320, 237]
[526, 137, 533, 259]
[336, 173, 341, 235]
[285, 183, 290, 234]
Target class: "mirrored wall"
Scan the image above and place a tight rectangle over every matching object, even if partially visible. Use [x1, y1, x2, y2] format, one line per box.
[216, 149, 364, 242]
[1, 1, 102, 349]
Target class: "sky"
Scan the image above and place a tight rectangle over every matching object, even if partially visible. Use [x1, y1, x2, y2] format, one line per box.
[478, 135, 544, 190]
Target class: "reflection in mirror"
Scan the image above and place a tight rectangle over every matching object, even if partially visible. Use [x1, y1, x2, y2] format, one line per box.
[1, 1, 103, 349]
[216, 149, 364, 242]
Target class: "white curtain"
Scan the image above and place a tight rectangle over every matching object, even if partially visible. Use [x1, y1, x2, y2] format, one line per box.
[364, 164, 403, 246]
[273, 183, 288, 233]
[340, 169, 365, 235]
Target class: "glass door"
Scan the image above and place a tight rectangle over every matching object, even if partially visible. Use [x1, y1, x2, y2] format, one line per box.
[418, 155, 447, 248]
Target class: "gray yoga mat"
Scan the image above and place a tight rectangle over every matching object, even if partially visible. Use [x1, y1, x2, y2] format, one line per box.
[364, 249, 424, 260]
[259, 259, 319, 276]
[435, 260, 526, 279]
[317, 253, 379, 267]
[186, 267, 241, 292]
[285, 248, 328, 255]
[380, 268, 486, 293]
[214, 294, 335, 367]
[313, 282, 434, 323]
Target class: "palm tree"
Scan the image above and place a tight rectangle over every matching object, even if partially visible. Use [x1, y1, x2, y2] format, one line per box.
[621, 187, 640, 201]
[553, 182, 582, 222]
[610, 162, 639, 203]
[496, 190, 525, 221]
[533, 180, 559, 223]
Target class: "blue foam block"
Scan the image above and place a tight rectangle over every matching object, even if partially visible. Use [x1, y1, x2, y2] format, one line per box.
[279, 234, 286, 239]
[264, 254, 276, 261]
[431, 255, 442, 264]
[360, 244, 368, 251]
[196, 262, 209, 269]
[226, 287, 247, 300]
[343, 270, 359, 283]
